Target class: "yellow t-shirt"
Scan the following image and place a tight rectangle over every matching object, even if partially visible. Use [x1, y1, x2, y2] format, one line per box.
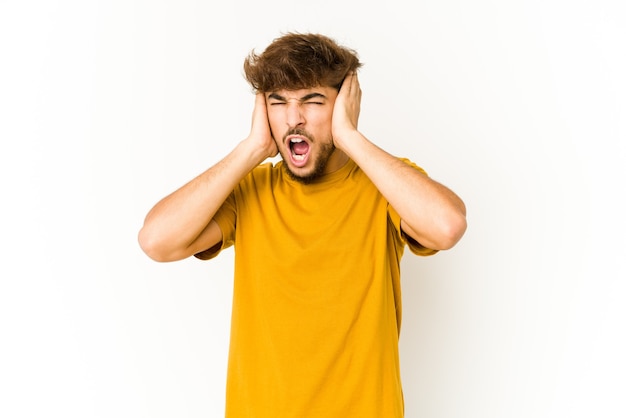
[196, 158, 437, 417]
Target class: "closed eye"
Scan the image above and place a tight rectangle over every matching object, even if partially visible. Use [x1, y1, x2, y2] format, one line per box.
[267, 92, 327, 106]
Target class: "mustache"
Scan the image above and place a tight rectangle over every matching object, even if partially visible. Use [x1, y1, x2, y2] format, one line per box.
[283, 128, 313, 142]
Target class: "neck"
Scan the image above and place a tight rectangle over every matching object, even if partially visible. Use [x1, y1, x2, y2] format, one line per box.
[323, 149, 349, 174]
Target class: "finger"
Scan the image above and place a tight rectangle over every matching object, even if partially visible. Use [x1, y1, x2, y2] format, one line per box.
[252, 93, 268, 128]
[349, 74, 356, 95]
[349, 72, 361, 99]
[341, 71, 355, 93]
[350, 71, 360, 89]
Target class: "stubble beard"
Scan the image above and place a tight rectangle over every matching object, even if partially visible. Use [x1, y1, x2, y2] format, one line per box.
[281, 140, 336, 185]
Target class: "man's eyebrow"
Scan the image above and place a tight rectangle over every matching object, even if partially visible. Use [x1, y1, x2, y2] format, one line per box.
[268, 93, 287, 101]
[267, 92, 327, 102]
[300, 92, 327, 101]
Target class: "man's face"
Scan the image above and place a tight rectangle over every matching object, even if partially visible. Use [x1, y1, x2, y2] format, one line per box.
[265, 86, 345, 184]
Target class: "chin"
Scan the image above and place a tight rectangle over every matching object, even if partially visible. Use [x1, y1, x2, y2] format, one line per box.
[285, 166, 321, 184]
[283, 159, 328, 184]
[279, 142, 334, 184]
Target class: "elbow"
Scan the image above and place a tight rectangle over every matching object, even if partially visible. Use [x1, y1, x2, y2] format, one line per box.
[438, 197, 468, 250]
[138, 226, 172, 263]
[436, 212, 467, 250]
[403, 208, 467, 251]
[416, 207, 466, 251]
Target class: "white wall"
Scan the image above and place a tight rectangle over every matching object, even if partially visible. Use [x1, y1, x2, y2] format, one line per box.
[1, 1, 624, 417]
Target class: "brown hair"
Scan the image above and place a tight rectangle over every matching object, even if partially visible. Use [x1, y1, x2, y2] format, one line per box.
[243, 32, 362, 93]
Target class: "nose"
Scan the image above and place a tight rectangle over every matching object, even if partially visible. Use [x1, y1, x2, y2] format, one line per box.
[285, 101, 305, 128]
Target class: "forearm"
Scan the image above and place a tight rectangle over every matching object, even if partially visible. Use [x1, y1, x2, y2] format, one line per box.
[138, 139, 267, 261]
[339, 131, 467, 250]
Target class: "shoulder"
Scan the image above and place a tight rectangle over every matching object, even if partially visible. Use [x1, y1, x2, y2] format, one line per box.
[234, 161, 284, 200]
[242, 161, 283, 184]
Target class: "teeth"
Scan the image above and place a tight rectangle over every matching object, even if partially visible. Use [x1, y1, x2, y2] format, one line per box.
[289, 138, 307, 161]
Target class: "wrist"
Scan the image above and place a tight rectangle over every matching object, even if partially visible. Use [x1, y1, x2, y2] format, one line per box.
[333, 130, 364, 154]
[237, 137, 273, 167]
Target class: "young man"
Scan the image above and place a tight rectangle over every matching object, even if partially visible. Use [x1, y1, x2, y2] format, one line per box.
[139, 32, 467, 418]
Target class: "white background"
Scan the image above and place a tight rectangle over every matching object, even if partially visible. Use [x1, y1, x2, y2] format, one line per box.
[1, 0, 624, 417]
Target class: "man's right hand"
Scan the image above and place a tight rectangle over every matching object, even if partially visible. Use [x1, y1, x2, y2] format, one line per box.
[139, 93, 279, 262]
[246, 93, 278, 161]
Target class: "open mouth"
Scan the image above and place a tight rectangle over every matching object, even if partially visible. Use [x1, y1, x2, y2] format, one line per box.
[288, 136, 311, 167]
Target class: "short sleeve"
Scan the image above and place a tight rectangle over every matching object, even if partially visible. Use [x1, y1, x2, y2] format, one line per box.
[388, 158, 439, 257]
[194, 191, 237, 260]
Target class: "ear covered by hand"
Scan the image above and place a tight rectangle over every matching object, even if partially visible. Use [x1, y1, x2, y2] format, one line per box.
[248, 92, 278, 160]
[332, 72, 362, 149]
